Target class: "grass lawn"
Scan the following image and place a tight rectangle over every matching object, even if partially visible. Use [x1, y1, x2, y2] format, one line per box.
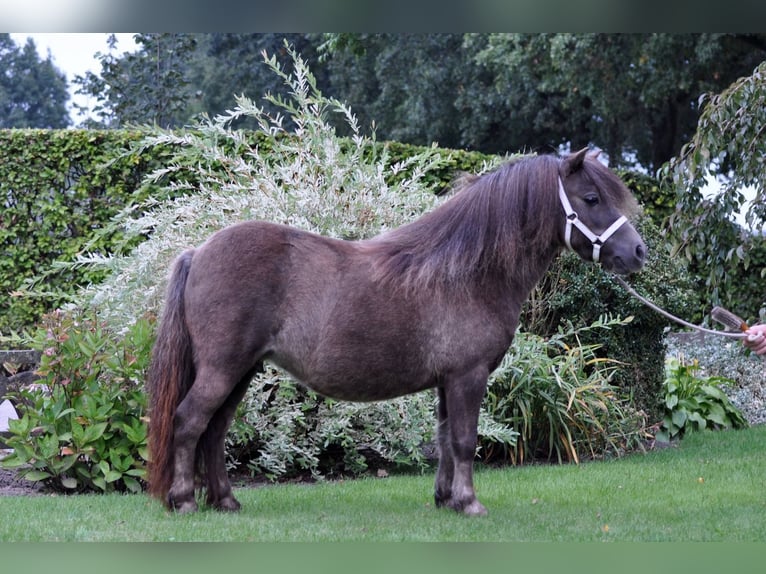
[1, 425, 765, 542]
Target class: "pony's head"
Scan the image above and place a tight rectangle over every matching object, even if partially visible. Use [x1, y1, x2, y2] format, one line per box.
[558, 148, 646, 275]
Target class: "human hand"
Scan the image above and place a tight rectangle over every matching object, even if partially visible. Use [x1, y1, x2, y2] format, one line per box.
[744, 324, 766, 356]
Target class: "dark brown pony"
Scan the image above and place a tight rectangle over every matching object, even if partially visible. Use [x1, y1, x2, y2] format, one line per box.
[147, 148, 646, 516]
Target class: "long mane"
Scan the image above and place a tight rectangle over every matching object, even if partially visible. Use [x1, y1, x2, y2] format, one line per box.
[365, 153, 638, 295]
[365, 154, 560, 294]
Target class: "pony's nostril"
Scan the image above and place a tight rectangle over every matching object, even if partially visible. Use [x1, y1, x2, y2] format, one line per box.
[636, 243, 647, 261]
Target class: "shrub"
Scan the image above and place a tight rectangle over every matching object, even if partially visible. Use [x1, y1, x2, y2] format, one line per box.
[481, 316, 648, 465]
[617, 169, 677, 223]
[656, 357, 748, 443]
[0, 311, 153, 493]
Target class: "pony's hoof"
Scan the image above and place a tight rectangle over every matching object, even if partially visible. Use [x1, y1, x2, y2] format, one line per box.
[214, 496, 242, 512]
[168, 493, 198, 514]
[462, 499, 488, 516]
[444, 497, 488, 516]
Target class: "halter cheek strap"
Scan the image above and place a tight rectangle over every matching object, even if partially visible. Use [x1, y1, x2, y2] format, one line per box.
[558, 177, 628, 263]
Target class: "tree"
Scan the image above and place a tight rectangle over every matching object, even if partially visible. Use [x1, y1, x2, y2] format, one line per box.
[323, 34, 469, 148]
[73, 34, 198, 128]
[466, 33, 766, 170]
[0, 34, 70, 128]
[663, 59, 766, 311]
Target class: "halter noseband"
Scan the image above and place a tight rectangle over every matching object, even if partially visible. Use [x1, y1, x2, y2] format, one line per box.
[557, 177, 628, 263]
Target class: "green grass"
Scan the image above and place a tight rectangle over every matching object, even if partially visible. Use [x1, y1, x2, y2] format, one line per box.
[2, 426, 766, 542]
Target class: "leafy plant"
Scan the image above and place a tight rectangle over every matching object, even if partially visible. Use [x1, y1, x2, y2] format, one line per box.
[666, 333, 766, 426]
[0, 310, 153, 493]
[663, 59, 766, 314]
[656, 357, 748, 443]
[482, 315, 648, 465]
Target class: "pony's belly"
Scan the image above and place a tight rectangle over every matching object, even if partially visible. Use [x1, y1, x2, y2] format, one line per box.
[303, 373, 436, 402]
[271, 354, 435, 402]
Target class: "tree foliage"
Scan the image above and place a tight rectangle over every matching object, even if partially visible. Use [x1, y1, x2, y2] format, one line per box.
[465, 33, 766, 169]
[663, 60, 766, 314]
[70, 33, 766, 172]
[0, 34, 70, 128]
[321, 34, 470, 149]
[73, 34, 198, 128]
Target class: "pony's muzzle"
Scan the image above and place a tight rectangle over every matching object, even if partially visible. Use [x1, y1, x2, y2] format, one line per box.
[609, 237, 647, 275]
[635, 242, 647, 263]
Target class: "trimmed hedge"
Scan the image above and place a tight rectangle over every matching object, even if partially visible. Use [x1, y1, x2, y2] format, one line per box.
[0, 130, 159, 333]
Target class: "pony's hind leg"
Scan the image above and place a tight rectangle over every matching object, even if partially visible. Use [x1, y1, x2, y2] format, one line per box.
[168, 366, 242, 513]
[201, 373, 256, 512]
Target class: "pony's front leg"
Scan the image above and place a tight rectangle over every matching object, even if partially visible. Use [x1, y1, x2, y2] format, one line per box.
[434, 387, 454, 507]
[441, 368, 489, 516]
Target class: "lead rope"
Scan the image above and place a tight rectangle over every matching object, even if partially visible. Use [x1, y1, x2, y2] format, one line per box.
[610, 274, 747, 339]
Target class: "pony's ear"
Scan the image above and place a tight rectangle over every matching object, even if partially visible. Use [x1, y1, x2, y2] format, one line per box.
[560, 147, 589, 176]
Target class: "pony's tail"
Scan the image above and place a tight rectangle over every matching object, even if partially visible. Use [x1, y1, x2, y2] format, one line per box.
[147, 250, 196, 506]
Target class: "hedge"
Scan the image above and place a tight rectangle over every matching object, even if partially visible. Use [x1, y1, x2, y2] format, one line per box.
[0, 130, 160, 333]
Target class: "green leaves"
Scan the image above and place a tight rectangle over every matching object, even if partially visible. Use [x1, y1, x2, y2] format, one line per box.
[664, 60, 766, 313]
[483, 316, 648, 465]
[657, 357, 748, 443]
[0, 311, 153, 493]
[0, 129, 157, 335]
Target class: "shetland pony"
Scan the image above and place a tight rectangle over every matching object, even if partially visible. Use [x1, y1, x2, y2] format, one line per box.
[147, 148, 646, 515]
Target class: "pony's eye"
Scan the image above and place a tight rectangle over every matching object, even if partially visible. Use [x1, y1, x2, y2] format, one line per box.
[584, 194, 599, 206]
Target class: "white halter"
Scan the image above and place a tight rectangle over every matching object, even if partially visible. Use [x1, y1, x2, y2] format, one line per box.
[558, 177, 628, 263]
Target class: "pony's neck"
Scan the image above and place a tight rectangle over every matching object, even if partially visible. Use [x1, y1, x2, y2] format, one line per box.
[485, 243, 561, 304]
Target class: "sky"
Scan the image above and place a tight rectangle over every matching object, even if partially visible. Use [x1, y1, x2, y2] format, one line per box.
[9, 32, 138, 124]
